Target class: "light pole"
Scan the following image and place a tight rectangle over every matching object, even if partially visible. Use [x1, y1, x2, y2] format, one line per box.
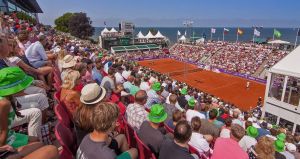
[182, 20, 194, 81]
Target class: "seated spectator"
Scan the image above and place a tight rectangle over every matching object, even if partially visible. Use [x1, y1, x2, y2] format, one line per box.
[286, 143, 298, 159]
[186, 98, 206, 122]
[115, 66, 125, 84]
[177, 88, 188, 109]
[159, 120, 195, 159]
[257, 122, 271, 139]
[163, 94, 177, 121]
[239, 126, 258, 151]
[140, 76, 150, 91]
[129, 78, 140, 95]
[126, 90, 148, 130]
[82, 59, 94, 84]
[100, 68, 123, 99]
[61, 54, 78, 80]
[92, 58, 104, 85]
[123, 75, 134, 92]
[274, 140, 288, 159]
[138, 104, 168, 157]
[220, 117, 232, 138]
[145, 82, 164, 109]
[25, 35, 55, 69]
[208, 109, 224, 128]
[166, 110, 183, 130]
[74, 83, 107, 144]
[211, 124, 248, 159]
[189, 117, 211, 155]
[76, 102, 137, 159]
[60, 70, 81, 117]
[232, 108, 243, 127]
[248, 136, 275, 159]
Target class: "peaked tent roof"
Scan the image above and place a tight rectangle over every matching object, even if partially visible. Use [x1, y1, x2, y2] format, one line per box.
[154, 31, 165, 38]
[101, 28, 110, 35]
[136, 31, 145, 39]
[110, 28, 118, 33]
[145, 31, 155, 39]
[179, 35, 186, 41]
[270, 46, 300, 78]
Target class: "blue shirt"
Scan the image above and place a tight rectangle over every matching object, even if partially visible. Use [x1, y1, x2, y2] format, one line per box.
[92, 67, 103, 85]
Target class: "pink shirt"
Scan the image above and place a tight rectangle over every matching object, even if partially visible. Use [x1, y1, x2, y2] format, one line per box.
[211, 138, 248, 159]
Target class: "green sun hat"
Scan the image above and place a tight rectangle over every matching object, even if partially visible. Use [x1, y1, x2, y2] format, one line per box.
[180, 88, 188, 95]
[274, 140, 285, 152]
[151, 82, 161, 91]
[188, 98, 196, 107]
[277, 133, 286, 142]
[246, 126, 259, 138]
[148, 104, 168, 123]
[0, 67, 33, 97]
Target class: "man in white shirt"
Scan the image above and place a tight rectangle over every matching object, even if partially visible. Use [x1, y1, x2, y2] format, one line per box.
[239, 126, 258, 152]
[114, 66, 125, 84]
[121, 65, 131, 80]
[25, 35, 55, 68]
[186, 98, 206, 122]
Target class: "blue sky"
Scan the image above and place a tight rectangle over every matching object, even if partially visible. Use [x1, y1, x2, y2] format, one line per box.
[37, 0, 300, 27]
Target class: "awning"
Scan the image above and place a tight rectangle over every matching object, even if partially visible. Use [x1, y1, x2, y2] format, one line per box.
[111, 44, 160, 53]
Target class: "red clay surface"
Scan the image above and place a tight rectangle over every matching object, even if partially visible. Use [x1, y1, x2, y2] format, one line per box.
[138, 58, 266, 111]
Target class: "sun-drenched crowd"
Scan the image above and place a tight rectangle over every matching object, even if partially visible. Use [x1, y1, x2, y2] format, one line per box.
[170, 43, 289, 76]
[0, 12, 300, 159]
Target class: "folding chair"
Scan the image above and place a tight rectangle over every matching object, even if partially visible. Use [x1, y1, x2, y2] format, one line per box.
[55, 122, 76, 159]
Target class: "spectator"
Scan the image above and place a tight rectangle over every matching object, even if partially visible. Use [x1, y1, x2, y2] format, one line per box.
[74, 83, 107, 144]
[166, 110, 183, 130]
[138, 104, 168, 157]
[232, 108, 243, 127]
[60, 70, 81, 117]
[115, 66, 125, 84]
[100, 68, 123, 99]
[208, 109, 224, 128]
[239, 126, 258, 151]
[61, 54, 78, 80]
[220, 117, 232, 138]
[186, 97, 206, 122]
[159, 120, 195, 159]
[126, 90, 148, 130]
[189, 117, 211, 155]
[248, 136, 275, 159]
[177, 88, 188, 109]
[145, 82, 163, 109]
[92, 58, 104, 85]
[211, 124, 248, 159]
[163, 94, 177, 121]
[274, 140, 288, 159]
[76, 102, 137, 159]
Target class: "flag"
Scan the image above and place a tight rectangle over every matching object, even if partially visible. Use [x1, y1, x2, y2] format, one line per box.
[254, 29, 260, 36]
[274, 29, 282, 38]
[237, 28, 244, 35]
[223, 28, 229, 34]
[202, 32, 207, 39]
[211, 28, 216, 34]
[104, 21, 106, 26]
[177, 30, 181, 36]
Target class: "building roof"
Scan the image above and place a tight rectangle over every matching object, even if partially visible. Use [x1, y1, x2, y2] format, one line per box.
[270, 46, 300, 78]
[15, 0, 43, 13]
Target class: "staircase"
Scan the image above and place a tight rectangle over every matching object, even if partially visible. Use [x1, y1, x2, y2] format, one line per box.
[203, 48, 223, 65]
[253, 51, 275, 77]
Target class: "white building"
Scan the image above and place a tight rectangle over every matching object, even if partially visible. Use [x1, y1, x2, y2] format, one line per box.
[263, 46, 300, 133]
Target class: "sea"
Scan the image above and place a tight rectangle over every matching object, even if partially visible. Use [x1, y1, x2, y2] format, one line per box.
[92, 27, 300, 45]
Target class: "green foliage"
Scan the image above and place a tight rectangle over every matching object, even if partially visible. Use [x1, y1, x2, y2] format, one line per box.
[68, 12, 94, 39]
[54, 12, 73, 33]
[16, 12, 36, 24]
[149, 28, 158, 35]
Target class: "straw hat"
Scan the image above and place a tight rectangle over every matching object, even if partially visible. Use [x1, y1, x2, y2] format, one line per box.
[62, 55, 78, 69]
[80, 83, 106, 105]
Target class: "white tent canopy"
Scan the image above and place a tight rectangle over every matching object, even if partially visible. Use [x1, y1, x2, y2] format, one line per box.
[154, 30, 165, 38]
[179, 35, 186, 41]
[145, 31, 155, 39]
[270, 46, 300, 78]
[136, 31, 145, 39]
[110, 28, 118, 33]
[268, 40, 290, 44]
[101, 27, 110, 36]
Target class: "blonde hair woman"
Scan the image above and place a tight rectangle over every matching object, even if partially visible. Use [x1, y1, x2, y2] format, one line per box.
[248, 136, 275, 159]
[60, 70, 81, 117]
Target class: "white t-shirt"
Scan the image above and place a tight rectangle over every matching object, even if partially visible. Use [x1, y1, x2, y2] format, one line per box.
[4, 56, 21, 66]
[140, 82, 150, 91]
[121, 70, 131, 80]
[25, 41, 48, 62]
[188, 132, 210, 153]
[115, 72, 125, 84]
[239, 135, 257, 152]
[186, 109, 206, 122]
[220, 128, 231, 138]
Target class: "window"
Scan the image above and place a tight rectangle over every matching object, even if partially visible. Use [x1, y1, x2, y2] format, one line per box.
[7, 2, 16, 12]
[283, 76, 300, 106]
[296, 125, 300, 134]
[279, 118, 294, 132]
[265, 112, 278, 125]
[268, 73, 285, 101]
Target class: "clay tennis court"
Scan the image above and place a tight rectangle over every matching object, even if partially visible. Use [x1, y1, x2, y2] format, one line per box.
[138, 58, 266, 111]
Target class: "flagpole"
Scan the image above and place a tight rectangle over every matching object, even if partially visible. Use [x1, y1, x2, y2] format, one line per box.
[210, 31, 212, 41]
[295, 28, 299, 48]
[272, 29, 275, 47]
[236, 28, 239, 43]
[223, 29, 224, 42]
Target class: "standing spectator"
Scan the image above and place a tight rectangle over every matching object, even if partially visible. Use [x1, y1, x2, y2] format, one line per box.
[211, 124, 248, 159]
[126, 90, 148, 130]
[138, 104, 168, 157]
[159, 120, 195, 159]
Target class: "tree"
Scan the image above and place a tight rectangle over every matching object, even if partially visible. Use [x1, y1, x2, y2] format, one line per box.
[149, 28, 158, 35]
[54, 12, 73, 33]
[68, 12, 94, 39]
